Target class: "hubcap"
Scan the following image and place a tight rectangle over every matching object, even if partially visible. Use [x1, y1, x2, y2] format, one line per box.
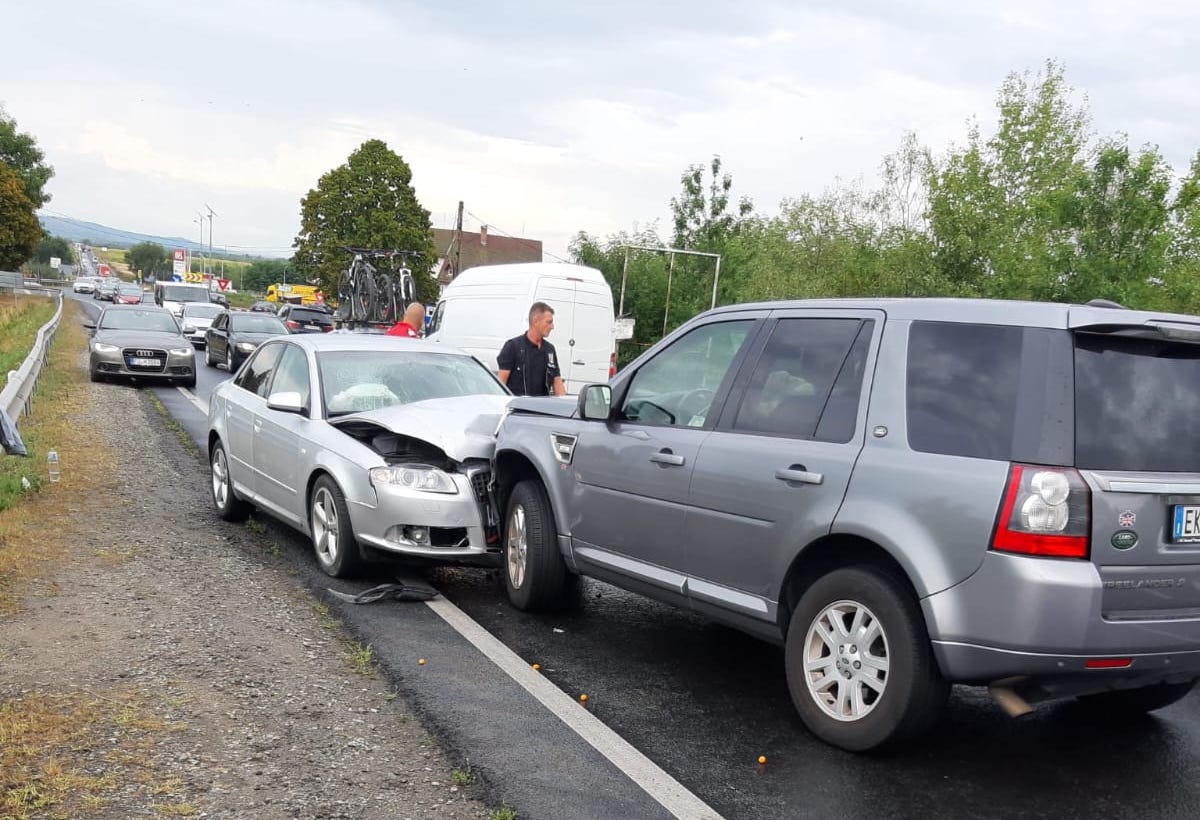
[803, 600, 890, 722]
[211, 448, 229, 508]
[312, 487, 339, 566]
[506, 504, 527, 589]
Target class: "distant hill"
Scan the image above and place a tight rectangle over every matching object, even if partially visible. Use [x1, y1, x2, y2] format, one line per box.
[38, 214, 271, 260]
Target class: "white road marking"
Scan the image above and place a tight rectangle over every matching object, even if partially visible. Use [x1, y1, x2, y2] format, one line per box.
[425, 595, 726, 820]
[177, 386, 208, 415]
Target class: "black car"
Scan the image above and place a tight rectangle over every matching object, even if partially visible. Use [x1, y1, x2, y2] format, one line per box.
[203, 310, 288, 371]
[277, 304, 335, 333]
[249, 300, 278, 313]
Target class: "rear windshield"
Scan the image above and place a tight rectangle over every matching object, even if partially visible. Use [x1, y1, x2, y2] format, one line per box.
[288, 308, 331, 323]
[1075, 333, 1200, 472]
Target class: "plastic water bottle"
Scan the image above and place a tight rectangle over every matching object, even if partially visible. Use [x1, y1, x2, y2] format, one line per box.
[47, 449, 59, 483]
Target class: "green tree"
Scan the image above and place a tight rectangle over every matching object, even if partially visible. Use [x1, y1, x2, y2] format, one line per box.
[292, 139, 437, 303]
[0, 108, 54, 208]
[33, 235, 75, 265]
[0, 164, 41, 270]
[127, 242, 170, 278]
[927, 60, 1089, 300]
[243, 259, 290, 293]
[1064, 137, 1172, 305]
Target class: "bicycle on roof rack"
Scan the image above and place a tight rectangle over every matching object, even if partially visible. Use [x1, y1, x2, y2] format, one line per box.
[336, 248, 419, 325]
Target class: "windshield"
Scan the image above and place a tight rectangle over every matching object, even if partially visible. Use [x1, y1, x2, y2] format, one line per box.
[318, 350, 508, 415]
[99, 309, 179, 334]
[230, 314, 287, 334]
[1075, 333, 1200, 472]
[184, 303, 224, 319]
[160, 285, 210, 303]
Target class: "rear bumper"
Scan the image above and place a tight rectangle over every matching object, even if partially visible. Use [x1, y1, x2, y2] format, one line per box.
[923, 552, 1200, 684]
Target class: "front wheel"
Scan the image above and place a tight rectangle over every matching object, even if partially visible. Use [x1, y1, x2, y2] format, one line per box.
[1075, 679, 1197, 715]
[504, 480, 573, 611]
[310, 476, 362, 578]
[785, 566, 948, 752]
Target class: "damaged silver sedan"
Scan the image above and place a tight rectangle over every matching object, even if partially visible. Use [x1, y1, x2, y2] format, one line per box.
[206, 334, 511, 577]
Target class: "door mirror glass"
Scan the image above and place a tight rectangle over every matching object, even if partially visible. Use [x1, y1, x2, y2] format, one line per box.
[578, 384, 611, 420]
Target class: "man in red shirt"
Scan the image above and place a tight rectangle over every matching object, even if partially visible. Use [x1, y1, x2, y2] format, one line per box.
[385, 302, 425, 338]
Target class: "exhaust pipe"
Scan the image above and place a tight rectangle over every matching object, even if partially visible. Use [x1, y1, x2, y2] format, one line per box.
[988, 677, 1034, 717]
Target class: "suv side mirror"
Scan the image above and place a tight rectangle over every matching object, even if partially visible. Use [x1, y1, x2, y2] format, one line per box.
[578, 384, 612, 420]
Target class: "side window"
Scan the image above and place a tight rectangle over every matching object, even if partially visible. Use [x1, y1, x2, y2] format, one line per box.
[814, 321, 874, 443]
[269, 345, 311, 409]
[235, 343, 284, 398]
[731, 318, 863, 439]
[620, 320, 753, 427]
[211, 313, 226, 331]
[906, 322, 1022, 460]
[427, 301, 446, 335]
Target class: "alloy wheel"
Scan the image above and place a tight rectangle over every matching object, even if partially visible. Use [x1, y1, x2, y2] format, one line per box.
[211, 447, 230, 508]
[312, 487, 339, 566]
[506, 503, 527, 589]
[803, 599, 890, 722]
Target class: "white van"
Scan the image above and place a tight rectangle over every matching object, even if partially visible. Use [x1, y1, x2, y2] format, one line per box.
[154, 282, 212, 318]
[425, 263, 617, 394]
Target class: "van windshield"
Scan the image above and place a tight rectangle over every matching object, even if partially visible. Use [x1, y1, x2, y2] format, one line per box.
[160, 285, 210, 303]
[1075, 333, 1200, 472]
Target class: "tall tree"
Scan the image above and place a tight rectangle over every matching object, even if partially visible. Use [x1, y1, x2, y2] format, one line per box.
[127, 242, 170, 277]
[0, 164, 41, 270]
[670, 155, 753, 251]
[0, 108, 54, 208]
[242, 259, 290, 292]
[292, 140, 437, 303]
[33, 235, 75, 265]
[928, 60, 1089, 299]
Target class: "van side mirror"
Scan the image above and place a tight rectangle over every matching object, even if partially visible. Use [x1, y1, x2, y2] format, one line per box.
[578, 384, 611, 420]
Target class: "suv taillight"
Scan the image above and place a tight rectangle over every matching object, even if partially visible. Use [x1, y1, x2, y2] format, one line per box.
[286, 320, 300, 331]
[991, 463, 1091, 559]
[609, 352, 616, 379]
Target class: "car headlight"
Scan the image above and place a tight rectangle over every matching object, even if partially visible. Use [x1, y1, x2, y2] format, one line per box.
[369, 465, 458, 494]
[235, 342, 257, 352]
[169, 347, 194, 356]
[92, 342, 119, 353]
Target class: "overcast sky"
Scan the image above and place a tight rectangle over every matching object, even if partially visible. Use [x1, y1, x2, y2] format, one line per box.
[7, 0, 1200, 259]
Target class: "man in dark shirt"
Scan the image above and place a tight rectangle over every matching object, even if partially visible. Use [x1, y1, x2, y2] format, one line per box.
[496, 302, 566, 396]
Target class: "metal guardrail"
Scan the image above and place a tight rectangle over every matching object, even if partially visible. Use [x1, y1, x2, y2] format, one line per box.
[0, 284, 65, 423]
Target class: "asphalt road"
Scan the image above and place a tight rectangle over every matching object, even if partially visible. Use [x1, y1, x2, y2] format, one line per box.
[71, 288, 1200, 820]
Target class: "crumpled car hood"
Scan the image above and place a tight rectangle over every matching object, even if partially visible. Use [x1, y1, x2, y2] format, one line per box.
[507, 395, 579, 419]
[328, 394, 513, 462]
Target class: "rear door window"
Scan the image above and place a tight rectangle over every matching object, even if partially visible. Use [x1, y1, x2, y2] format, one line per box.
[730, 318, 865, 440]
[1075, 333, 1200, 472]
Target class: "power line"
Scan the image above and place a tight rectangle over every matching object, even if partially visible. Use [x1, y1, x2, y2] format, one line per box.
[460, 208, 568, 262]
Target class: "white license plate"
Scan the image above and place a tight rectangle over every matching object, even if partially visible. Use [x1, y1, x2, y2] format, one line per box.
[1172, 505, 1200, 542]
[130, 357, 160, 367]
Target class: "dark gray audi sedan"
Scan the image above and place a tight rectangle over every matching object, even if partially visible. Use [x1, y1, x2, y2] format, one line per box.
[86, 305, 196, 388]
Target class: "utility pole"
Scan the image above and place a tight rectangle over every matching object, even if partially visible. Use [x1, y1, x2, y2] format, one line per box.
[193, 212, 205, 279]
[205, 204, 218, 280]
[453, 200, 463, 281]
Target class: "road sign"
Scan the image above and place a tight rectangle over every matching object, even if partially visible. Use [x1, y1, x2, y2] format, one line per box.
[183, 272, 204, 284]
[49, 257, 61, 269]
[172, 248, 186, 280]
[214, 278, 231, 292]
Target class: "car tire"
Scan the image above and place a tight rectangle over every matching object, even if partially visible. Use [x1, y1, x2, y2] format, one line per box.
[1074, 679, 1197, 715]
[205, 345, 215, 367]
[310, 475, 362, 578]
[504, 480, 573, 611]
[179, 374, 197, 389]
[785, 566, 949, 752]
[210, 440, 251, 522]
[88, 363, 102, 382]
[225, 347, 237, 372]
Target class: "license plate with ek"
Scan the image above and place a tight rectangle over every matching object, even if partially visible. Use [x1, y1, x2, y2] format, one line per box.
[1172, 505, 1200, 542]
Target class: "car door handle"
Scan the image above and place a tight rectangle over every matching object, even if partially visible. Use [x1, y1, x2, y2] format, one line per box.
[650, 450, 686, 467]
[775, 466, 823, 485]
[572, 359, 586, 365]
[253, 419, 263, 432]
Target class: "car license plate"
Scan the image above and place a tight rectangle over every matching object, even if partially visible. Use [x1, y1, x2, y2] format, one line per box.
[1172, 505, 1200, 542]
[130, 357, 160, 367]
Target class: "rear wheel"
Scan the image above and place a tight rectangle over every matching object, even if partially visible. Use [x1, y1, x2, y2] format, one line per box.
[504, 480, 572, 611]
[210, 440, 251, 522]
[1075, 679, 1197, 715]
[785, 566, 948, 752]
[310, 476, 362, 578]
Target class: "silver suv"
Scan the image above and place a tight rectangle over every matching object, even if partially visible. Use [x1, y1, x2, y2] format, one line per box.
[492, 298, 1200, 751]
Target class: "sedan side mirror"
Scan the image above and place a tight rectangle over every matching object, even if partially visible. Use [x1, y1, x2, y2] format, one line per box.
[577, 384, 612, 420]
[267, 391, 306, 415]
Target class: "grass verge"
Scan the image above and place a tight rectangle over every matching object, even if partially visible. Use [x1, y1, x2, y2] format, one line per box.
[0, 294, 57, 377]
